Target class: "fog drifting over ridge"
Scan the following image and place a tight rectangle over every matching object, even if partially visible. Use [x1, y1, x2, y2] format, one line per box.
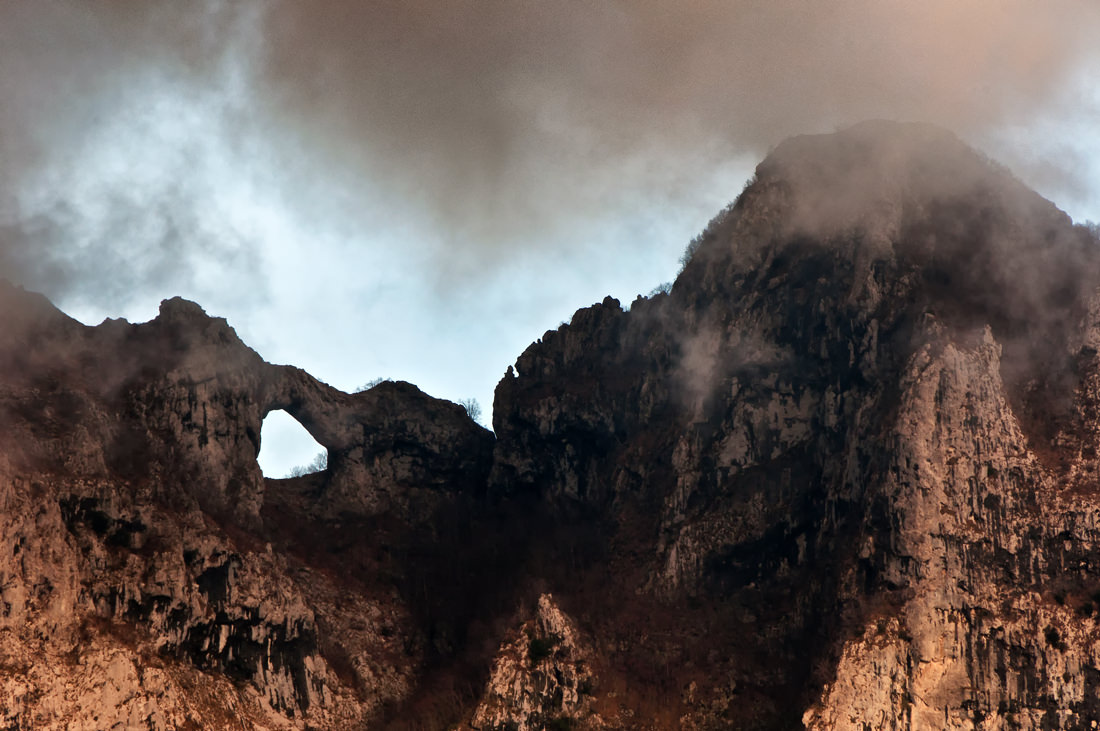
[2, 1, 1100, 472]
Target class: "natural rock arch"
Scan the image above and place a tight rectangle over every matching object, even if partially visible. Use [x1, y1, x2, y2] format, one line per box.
[256, 409, 327, 478]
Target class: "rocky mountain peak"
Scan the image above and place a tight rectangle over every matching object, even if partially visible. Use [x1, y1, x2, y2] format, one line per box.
[490, 122, 1100, 727]
[6, 123, 1100, 728]
[669, 121, 1099, 465]
[682, 120, 1094, 320]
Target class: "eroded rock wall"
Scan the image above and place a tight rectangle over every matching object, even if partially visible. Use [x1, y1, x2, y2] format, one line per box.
[0, 285, 493, 729]
[7, 121, 1100, 729]
[486, 122, 1100, 728]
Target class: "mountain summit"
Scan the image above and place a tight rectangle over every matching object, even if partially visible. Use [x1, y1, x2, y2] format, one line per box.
[3, 121, 1100, 729]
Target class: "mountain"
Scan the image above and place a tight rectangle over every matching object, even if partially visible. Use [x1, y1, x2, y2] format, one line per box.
[3, 120, 1100, 729]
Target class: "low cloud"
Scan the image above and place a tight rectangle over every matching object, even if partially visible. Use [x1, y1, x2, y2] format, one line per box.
[1, 0, 1098, 313]
[0, 1, 267, 312]
[261, 0, 1100, 244]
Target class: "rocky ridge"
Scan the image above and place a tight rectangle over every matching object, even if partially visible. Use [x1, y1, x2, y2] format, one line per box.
[0, 288, 493, 728]
[490, 121, 1100, 728]
[4, 121, 1100, 728]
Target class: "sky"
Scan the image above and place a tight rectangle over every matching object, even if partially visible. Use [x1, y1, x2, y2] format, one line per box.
[2, 1, 1100, 476]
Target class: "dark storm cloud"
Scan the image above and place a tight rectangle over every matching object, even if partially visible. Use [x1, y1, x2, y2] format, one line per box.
[1, 0, 1098, 309]
[260, 0, 1100, 244]
[0, 0, 266, 310]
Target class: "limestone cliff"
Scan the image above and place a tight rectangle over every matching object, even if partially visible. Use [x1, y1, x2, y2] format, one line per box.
[470, 594, 595, 730]
[0, 286, 494, 728]
[489, 121, 1100, 729]
[5, 120, 1100, 729]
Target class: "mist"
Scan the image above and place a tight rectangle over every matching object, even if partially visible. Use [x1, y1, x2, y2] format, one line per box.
[2, 1, 1099, 440]
[265, 0, 1100, 240]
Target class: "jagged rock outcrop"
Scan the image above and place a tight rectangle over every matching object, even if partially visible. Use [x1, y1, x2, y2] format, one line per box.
[0, 286, 494, 728]
[470, 594, 595, 730]
[489, 121, 1100, 728]
[6, 120, 1100, 729]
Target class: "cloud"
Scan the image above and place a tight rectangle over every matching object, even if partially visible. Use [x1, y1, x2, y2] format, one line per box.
[0, 1, 268, 311]
[259, 0, 1100, 246]
[1, 0, 1099, 315]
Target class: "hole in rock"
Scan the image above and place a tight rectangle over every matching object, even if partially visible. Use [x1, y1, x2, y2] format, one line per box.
[257, 410, 328, 478]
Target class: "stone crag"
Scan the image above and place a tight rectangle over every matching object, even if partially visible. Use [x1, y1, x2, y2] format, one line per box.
[5, 121, 1100, 728]
[489, 121, 1100, 729]
[0, 287, 494, 729]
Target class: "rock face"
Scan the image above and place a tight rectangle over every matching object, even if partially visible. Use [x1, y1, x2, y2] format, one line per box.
[491, 121, 1100, 728]
[5, 120, 1100, 729]
[471, 594, 595, 730]
[0, 287, 493, 728]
